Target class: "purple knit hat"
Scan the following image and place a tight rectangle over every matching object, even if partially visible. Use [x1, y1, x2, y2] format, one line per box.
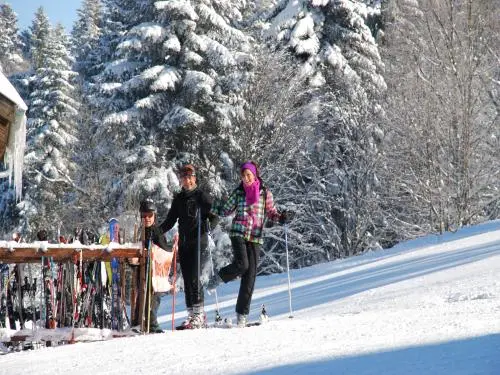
[241, 161, 260, 205]
[240, 161, 257, 177]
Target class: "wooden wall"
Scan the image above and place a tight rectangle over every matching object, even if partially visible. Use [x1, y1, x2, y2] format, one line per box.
[0, 93, 16, 159]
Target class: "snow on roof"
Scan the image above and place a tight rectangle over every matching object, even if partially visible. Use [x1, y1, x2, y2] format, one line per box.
[0, 71, 27, 111]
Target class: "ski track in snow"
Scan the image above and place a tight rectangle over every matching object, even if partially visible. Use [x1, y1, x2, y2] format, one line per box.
[1, 221, 499, 374]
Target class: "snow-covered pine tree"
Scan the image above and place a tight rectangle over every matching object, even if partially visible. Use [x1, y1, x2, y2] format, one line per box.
[20, 18, 80, 235]
[152, 0, 253, 170]
[84, 0, 141, 80]
[0, 4, 27, 236]
[27, 7, 52, 71]
[0, 3, 26, 75]
[65, 0, 145, 226]
[263, 0, 385, 100]
[71, 0, 103, 77]
[84, 0, 253, 217]
[82, 0, 178, 218]
[67, 0, 118, 228]
[0, 8, 52, 237]
[259, 0, 387, 261]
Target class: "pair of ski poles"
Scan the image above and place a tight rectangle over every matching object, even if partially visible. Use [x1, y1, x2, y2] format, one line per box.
[200, 217, 294, 321]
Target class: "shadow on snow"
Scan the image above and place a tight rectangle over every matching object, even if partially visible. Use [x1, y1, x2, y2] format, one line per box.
[244, 334, 500, 375]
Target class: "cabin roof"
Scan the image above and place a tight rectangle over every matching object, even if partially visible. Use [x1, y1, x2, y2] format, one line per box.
[0, 72, 27, 111]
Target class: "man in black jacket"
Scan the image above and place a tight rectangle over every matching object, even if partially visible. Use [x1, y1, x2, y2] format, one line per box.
[160, 164, 218, 329]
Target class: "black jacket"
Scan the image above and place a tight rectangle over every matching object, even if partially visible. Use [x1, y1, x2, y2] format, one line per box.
[144, 224, 169, 251]
[159, 187, 218, 243]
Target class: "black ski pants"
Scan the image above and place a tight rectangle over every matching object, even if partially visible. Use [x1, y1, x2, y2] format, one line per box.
[179, 235, 208, 309]
[219, 236, 260, 315]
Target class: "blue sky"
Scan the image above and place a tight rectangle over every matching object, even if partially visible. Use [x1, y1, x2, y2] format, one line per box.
[5, 0, 80, 32]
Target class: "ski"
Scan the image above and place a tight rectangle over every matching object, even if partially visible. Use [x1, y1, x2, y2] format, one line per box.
[175, 321, 208, 331]
[14, 265, 24, 329]
[130, 325, 163, 334]
[0, 265, 9, 328]
[110, 258, 122, 330]
[177, 305, 269, 330]
[78, 262, 98, 327]
[209, 319, 265, 329]
[175, 319, 266, 330]
[109, 218, 122, 331]
[42, 258, 56, 329]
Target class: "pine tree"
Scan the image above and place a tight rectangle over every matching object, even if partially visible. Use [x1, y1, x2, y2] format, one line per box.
[258, 0, 387, 260]
[27, 7, 52, 71]
[144, 0, 252, 164]
[86, 0, 140, 78]
[83, 0, 177, 218]
[264, 0, 385, 100]
[83, 0, 253, 217]
[0, 4, 26, 235]
[151, 0, 254, 202]
[72, 0, 103, 77]
[21, 19, 80, 234]
[0, 3, 25, 75]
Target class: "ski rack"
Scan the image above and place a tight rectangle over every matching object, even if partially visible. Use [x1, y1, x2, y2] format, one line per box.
[0, 241, 143, 263]
[0, 240, 153, 351]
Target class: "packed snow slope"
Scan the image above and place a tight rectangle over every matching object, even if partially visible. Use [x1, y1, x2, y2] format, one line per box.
[1, 220, 499, 374]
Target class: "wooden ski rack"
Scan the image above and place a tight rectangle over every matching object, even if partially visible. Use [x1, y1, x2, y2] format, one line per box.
[0, 241, 143, 264]
[0, 239, 164, 337]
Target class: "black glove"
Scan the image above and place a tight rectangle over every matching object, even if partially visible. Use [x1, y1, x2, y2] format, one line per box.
[279, 210, 295, 224]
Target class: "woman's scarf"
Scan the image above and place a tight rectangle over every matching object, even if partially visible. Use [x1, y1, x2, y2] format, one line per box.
[243, 178, 260, 206]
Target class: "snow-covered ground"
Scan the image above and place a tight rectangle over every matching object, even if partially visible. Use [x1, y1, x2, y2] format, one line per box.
[1, 221, 499, 374]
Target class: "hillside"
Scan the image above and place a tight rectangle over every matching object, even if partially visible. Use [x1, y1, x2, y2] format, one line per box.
[1, 221, 499, 374]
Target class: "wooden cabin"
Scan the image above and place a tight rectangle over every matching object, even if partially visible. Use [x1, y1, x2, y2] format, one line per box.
[0, 92, 16, 160]
[0, 71, 27, 198]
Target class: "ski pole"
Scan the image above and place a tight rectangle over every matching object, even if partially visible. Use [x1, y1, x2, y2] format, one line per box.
[147, 249, 152, 334]
[69, 258, 76, 343]
[171, 233, 178, 331]
[40, 257, 45, 329]
[207, 223, 220, 321]
[284, 223, 293, 318]
[197, 208, 201, 303]
[141, 252, 149, 333]
[139, 220, 146, 332]
[144, 230, 152, 334]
